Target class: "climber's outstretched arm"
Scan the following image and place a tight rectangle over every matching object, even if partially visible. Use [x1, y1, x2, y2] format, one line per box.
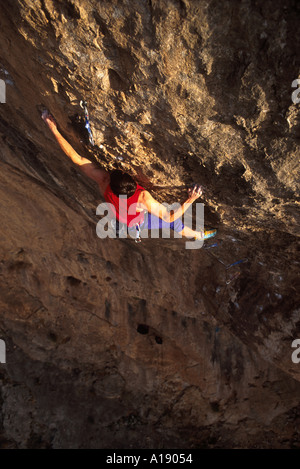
[42, 112, 109, 191]
[140, 185, 202, 223]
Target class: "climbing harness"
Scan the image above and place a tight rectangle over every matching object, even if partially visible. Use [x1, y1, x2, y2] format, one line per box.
[110, 219, 126, 238]
[110, 219, 143, 243]
[80, 100, 95, 146]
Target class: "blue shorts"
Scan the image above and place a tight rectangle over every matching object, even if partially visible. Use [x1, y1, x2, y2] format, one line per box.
[142, 212, 184, 233]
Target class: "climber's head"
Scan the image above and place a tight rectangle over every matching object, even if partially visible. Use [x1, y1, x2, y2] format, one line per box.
[110, 170, 137, 197]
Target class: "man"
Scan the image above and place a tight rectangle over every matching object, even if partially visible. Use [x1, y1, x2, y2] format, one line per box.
[42, 111, 216, 241]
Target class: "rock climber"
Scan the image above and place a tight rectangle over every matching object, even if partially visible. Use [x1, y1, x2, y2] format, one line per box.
[42, 111, 216, 242]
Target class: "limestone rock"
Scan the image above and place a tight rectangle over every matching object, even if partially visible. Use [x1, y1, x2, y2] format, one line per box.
[0, 0, 299, 449]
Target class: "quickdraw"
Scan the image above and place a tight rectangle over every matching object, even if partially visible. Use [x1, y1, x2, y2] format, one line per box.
[204, 242, 218, 249]
[80, 100, 95, 146]
[135, 223, 142, 243]
[225, 258, 248, 270]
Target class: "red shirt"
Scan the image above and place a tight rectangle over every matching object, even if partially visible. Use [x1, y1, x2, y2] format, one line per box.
[104, 183, 145, 227]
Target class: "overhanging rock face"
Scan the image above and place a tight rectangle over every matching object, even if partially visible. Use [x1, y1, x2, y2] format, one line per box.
[0, 0, 299, 449]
